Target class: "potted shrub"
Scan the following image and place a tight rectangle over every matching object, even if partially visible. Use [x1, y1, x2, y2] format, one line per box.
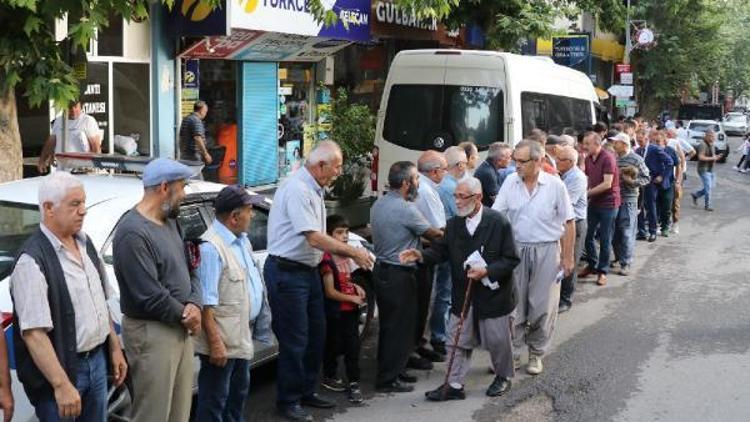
[309, 87, 376, 227]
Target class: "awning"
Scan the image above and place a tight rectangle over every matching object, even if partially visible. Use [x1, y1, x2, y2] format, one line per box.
[595, 87, 610, 100]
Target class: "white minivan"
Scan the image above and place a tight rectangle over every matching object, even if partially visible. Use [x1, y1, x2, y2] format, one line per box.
[375, 49, 599, 193]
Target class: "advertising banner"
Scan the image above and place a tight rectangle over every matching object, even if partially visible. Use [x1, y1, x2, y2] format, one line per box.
[231, 0, 371, 42]
[552, 35, 590, 67]
[169, 0, 228, 36]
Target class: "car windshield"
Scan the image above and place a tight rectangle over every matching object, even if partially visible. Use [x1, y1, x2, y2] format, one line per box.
[0, 202, 41, 280]
[726, 114, 745, 122]
[689, 123, 721, 133]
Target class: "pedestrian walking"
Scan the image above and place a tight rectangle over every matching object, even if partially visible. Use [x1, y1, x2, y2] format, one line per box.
[492, 140, 576, 375]
[37, 100, 102, 173]
[319, 215, 366, 404]
[194, 185, 273, 422]
[401, 177, 520, 400]
[11, 172, 127, 421]
[557, 146, 588, 312]
[179, 100, 213, 165]
[691, 130, 723, 212]
[474, 142, 511, 206]
[579, 132, 621, 286]
[413, 151, 449, 366]
[370, 161, 442, 393]
[611, 134, 650, 276]
[635, 129, 673, 242]
[264, 141, 373, 422]
[734, 135, 750, 172]
[113, 158, 202, 422]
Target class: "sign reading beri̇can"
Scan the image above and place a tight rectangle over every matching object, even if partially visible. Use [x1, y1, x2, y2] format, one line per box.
[231, 0, 371, 42]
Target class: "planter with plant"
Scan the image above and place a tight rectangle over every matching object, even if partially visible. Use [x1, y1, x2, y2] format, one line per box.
[307, 87, 376, 226]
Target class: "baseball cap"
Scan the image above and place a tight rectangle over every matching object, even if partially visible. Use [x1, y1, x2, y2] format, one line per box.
[214, 185, 265, 214]
[142, 158, 196, 187]
[609, 133, 631, 144]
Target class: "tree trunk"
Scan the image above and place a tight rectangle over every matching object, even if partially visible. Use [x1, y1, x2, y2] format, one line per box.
[0, 89, 22, 183]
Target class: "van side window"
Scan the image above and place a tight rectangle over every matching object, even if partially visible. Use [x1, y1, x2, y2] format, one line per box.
[522, 92, 593, 136]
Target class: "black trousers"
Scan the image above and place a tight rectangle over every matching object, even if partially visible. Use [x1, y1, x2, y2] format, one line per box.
[415, 264, 434, 348]
[323, 310, 361, 383]
[374, 263, 417, 386]
[560, 218, 587, 306]
[657, 186, 674, 231]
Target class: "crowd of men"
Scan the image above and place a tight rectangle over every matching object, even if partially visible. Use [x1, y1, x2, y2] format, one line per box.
[3, 113, 722, 421]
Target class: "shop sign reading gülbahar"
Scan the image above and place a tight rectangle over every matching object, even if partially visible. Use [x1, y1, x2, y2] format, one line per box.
[231, 0, 371, 42]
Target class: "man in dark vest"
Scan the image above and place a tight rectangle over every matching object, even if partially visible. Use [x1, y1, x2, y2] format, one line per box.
[10, 171, 127, 421]
[400, 177, 520, 400]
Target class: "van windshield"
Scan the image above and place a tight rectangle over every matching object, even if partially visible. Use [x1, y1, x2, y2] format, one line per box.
[383, 84, 504, 151]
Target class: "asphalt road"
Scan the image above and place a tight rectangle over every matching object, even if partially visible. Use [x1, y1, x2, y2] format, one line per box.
[243, 135, 750, 422]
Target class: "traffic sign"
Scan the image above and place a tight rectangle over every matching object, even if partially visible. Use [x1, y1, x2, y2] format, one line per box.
[608, 85, 634, 97]
[620, 72, 634, 85]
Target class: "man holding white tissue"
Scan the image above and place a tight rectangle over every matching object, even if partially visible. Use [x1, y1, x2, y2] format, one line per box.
[400, 177, 519, 401]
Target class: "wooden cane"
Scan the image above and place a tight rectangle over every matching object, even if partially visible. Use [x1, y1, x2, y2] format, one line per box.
[442, 268, 476, 400]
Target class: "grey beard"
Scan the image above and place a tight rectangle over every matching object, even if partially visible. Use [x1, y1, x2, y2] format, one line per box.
[457, 204, 477, 217]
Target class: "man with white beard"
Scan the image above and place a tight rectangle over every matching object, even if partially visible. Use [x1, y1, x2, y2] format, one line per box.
[400, 178, 520, 400]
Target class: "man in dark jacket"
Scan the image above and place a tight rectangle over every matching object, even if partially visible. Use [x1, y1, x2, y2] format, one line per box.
[473, 142, 510, 206]
[400, 177, 519, 401]
[635, 129, 673, 242]
[10, 171, 127, 421]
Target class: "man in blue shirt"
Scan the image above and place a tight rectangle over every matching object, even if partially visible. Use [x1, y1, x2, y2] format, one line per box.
[557, 146, 588, 313]
[195, 185, 273, 422]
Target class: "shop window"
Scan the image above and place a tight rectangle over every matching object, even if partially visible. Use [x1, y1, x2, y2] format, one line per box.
[97, 12, 123, 56]
[113, 63, 150, 155]
[80, 62, 109, 149]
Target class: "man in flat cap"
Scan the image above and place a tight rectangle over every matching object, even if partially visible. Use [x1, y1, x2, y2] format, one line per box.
[113, 158, 202, 422]
[194, 185, 273, 421]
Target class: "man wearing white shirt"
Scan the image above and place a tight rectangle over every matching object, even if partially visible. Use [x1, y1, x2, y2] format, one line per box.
[492, 140, 576, 376]
[38, 101, 102, 173]
[413, 151, 449, 364]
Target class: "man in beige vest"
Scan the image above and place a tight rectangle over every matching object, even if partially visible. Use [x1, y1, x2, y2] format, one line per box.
[194, 185, 271, 421]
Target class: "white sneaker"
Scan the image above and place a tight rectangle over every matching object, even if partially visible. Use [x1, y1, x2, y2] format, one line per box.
[741, 169, 749, 173]
[526, 355, 543, 375]
[734, 165, 740, 171]
[670, 224, 679, 234]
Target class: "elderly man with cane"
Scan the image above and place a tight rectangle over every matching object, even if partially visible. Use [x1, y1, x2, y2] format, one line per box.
[400, 177, 519, 400]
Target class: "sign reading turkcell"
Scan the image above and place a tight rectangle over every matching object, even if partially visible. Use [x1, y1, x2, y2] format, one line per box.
[231, 0, 371, 42]
[552, 35, 589, 67]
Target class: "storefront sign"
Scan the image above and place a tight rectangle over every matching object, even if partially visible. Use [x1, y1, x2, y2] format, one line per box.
[615, 63, 631, 74]
[230, 0, 371, 42]
[552, 35, 589, 67]
[169, 0, 228, 36]
[182, 30, 352, 61]
[374, 1, 437, 31]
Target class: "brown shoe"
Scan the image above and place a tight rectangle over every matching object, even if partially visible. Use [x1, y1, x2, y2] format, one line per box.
[596, 274, 608, 286]
[578, 266, 596, 279]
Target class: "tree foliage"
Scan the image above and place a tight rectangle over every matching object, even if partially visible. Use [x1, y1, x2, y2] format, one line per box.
[632, 0, 750, 114]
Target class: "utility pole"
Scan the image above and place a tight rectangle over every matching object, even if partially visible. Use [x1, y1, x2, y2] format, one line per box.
[624, 0, 632, 65]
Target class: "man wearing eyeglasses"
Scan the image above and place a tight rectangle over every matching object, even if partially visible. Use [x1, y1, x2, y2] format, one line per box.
[492, 140, 576, 376]
[412, 151, 449, 367]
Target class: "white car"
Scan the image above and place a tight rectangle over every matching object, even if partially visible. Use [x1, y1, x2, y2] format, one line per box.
[722, 112, 748, 136]
[684, 120, 730, 162]
[0, 155, 374, 421]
